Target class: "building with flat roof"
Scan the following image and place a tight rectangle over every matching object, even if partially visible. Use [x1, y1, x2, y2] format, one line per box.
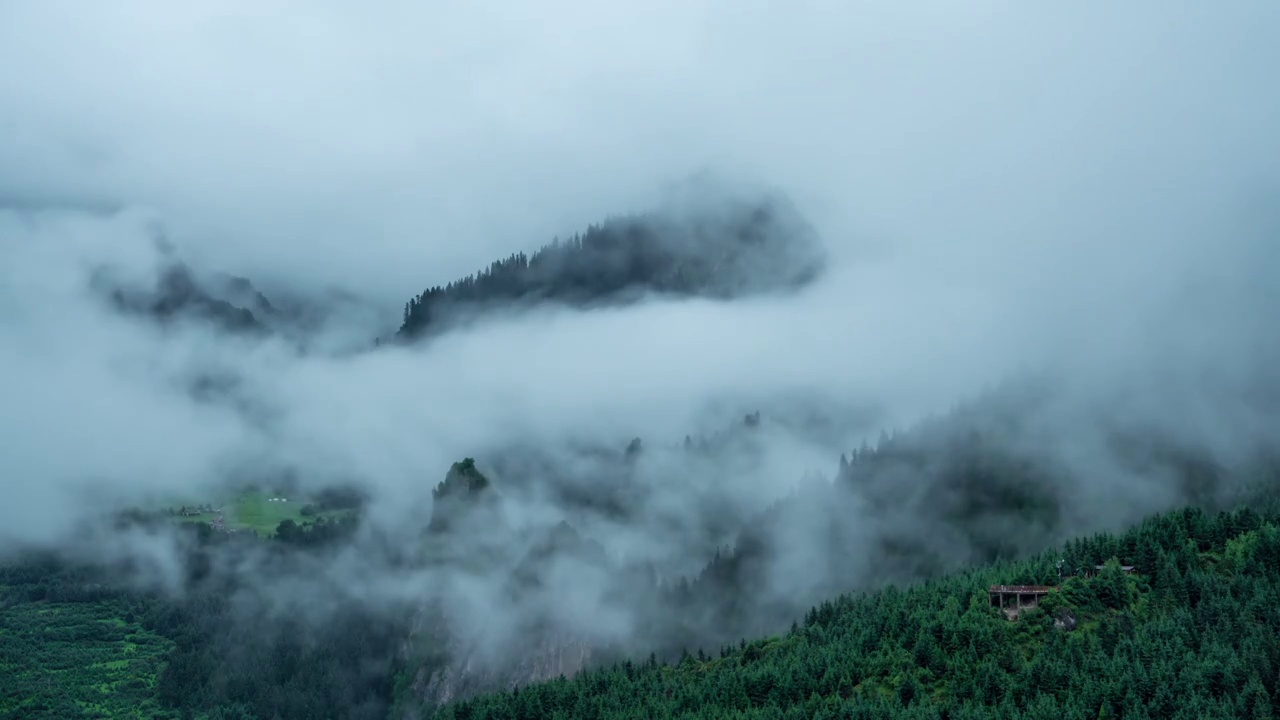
[989, 584, 1055, 610]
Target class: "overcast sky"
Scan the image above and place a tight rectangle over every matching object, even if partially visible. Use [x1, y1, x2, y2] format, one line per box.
[3, 2, 1276, 293]
[2, 1, 1280, 547]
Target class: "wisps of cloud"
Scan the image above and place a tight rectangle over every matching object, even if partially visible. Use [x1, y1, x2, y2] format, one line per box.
[2, 0, 1280, 702]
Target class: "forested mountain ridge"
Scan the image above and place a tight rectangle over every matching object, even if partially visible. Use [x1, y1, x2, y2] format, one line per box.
[429, 502, 1280, 720]
[84, 190, 827, 351]
[394, 190, 826, 341]
[5, 367, 1275, 720]
[93, 257, 390, 354]
[5, 434, 1278, 719]
[394, 388, 1280, 714]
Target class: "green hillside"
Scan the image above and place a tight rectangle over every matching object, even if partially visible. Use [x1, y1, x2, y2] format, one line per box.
[429, 504, 1280, 720]
[0, 577, 177, 719]
[8, 496, 1280, 719]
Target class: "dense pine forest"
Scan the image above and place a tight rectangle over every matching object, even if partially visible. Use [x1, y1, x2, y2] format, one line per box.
[431, 501, 1280, 720]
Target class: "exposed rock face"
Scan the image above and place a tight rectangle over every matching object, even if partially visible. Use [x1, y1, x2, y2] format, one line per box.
[399, 460, 616, 716]
[400, 610, 595, 716]
[1054, 606, 1078, 631]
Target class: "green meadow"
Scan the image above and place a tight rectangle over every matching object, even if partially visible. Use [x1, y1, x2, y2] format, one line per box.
[169, 490, 351, 537]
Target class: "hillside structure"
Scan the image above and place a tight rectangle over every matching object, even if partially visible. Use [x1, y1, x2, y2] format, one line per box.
[988, 584, 1055, 610]
[990, 563, 1140, 616]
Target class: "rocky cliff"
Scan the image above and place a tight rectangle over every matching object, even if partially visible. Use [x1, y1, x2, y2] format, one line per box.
[399, 605, 596, 716]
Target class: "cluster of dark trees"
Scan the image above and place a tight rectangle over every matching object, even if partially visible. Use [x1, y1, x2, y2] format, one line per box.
[426, 458, 498, 535]
[433, 504, 1280, 719]
[396, 194, 824, 340]
[274, 513, 360, 546]
[299, 485, 369, 518]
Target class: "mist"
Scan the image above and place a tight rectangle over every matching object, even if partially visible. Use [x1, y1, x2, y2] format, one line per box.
[3, 0, 1280, 710]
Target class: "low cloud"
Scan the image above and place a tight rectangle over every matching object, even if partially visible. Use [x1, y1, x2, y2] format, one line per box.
[2, 0, 1280, 707]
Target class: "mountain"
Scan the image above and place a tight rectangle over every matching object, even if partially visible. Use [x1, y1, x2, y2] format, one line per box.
[395, 189, 826, 341]
[426, 458, 500, 535]
[7, 302, 1277, 720]
[100, 261, 271, 335]
[92, 255, 394, 355]
[87, 187, 830, 350]
[6, 415, 1280, 719]
[391, 375, 1280, 714]
[427, 501, 1280, 720]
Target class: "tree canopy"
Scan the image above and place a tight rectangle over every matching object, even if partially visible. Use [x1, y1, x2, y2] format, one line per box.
[430, 504, 1280, 719]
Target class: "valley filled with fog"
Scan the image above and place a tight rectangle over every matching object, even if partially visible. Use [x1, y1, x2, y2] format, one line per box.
[2, 3, 1279, 718]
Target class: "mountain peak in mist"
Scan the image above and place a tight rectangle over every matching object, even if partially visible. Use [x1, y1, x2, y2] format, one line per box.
[427, 458, 498, 534]
[396, 187, 826, 341]
[100, 261, 269, 335]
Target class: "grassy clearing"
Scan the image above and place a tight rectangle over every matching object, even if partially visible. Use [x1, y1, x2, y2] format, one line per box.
[229, 492, 307, 535]
[164, 490, 352, 537]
